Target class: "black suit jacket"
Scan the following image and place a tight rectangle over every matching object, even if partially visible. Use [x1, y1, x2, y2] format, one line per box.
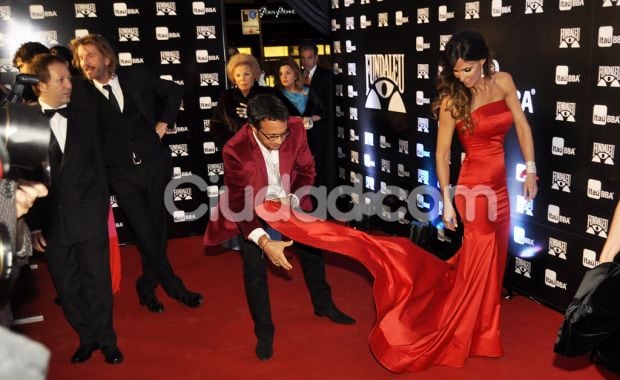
[28, 80, 109, 246]
[306, 66, 332, 120]
[305, 65, 336, 188]
[210, 85, 275, 145]
[96, 67, 184, 166]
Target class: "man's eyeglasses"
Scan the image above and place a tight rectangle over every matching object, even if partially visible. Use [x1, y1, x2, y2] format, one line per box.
[257, 128, 290, 141]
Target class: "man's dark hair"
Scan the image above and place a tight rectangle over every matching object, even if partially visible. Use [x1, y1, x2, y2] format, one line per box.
[31, 54, 69, 84]
[50, 45, 81, 76]
[247, 94, 289, 129]
[12, 42, 49, 66]
[298, 43, 318, 55]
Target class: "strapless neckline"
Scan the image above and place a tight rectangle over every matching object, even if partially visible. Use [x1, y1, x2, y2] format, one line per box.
[471, 98, 507, 114]
[457, 99, 508, 128]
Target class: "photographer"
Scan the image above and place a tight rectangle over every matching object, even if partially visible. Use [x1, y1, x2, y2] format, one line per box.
[0, 179, 49, 380]
[12, 42, 50, 104]
[0, 180, 47, 326]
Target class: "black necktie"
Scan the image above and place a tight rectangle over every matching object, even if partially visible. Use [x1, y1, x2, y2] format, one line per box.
[103, 84, 122, 113]
[43, 107, 68, 118]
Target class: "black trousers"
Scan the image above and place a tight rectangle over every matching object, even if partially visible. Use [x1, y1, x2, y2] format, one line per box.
[46, 235, 116, 347]
[239, 238, 334, 340]
[108, 159, 184, 298]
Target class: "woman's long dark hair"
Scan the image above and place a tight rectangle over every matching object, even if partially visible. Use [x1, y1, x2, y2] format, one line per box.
[431, 30, 494, 132]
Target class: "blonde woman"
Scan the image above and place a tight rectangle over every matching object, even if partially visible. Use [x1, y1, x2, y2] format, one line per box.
[211, 53, 275, 144]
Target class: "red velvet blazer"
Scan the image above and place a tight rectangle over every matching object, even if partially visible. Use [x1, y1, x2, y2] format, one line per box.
[204, 117, 315, 246]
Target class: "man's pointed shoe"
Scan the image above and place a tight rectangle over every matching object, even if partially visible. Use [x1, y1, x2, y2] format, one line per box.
[255, 337, 273, 360]
[315, 306, 355, 324]
[138, 292, 164, 313]
[102, 345, 124, 364]
[70, 343, 98, 363]
[175, 290, 203, 308]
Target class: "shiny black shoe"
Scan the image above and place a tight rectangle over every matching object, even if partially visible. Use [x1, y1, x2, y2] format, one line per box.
[138, 292, 164, 313]
[175, 290, 203, 308]
[591, 349, 620, 374]
[255, 337, 273, 360]
[315, 306, 356, 324]
[101, 345, 124, 364]
[70, 343, 99, 363]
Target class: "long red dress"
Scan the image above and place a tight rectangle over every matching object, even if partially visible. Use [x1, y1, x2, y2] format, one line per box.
[255, 99, 514, 372]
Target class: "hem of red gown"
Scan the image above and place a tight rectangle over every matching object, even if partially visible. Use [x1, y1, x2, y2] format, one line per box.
[469, 336, 504, 358]
[370, 330, 504, 372]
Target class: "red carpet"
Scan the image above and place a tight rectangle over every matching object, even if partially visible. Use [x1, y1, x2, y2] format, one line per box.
[10, 236, 617, 379]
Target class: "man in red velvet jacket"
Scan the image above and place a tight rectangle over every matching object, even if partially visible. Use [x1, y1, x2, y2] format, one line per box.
[204, 94, 354, 360]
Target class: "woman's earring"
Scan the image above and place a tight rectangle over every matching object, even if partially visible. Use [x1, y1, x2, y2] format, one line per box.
[481, 71, 485, 79]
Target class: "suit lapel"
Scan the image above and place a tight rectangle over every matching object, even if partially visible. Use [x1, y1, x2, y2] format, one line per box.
[118, 72, 148, 119]
[62, 108, 77, 171]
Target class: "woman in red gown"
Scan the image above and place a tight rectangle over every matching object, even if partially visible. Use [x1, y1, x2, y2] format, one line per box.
[433, 29, 538, 367]
[256, 30, 538, 372]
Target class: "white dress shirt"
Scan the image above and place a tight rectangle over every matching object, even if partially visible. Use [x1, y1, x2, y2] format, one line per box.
[247, 130, 289, 245]
[39, 100, 67, 153]
[307, 65, 317, 83]
[93, 75, 124, 112]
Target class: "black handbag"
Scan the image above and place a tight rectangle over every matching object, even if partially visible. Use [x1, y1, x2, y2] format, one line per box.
[554, 262, 620, 356]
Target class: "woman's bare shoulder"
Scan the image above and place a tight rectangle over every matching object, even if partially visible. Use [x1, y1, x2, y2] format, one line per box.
[492, 71, 517, 96]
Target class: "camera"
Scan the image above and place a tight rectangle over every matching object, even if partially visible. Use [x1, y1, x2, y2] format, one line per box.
[0, 74, 52, 307]
[1, 73, 40, 106]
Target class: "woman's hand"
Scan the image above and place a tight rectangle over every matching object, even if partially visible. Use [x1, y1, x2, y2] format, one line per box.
[442, 201, 458, 231]
[599, 250, 618, 264]
[302, 117, 314, 130]
[16, 181, 48, 218]
[523, 174, 538, 200]
[236, 102, 248, 118]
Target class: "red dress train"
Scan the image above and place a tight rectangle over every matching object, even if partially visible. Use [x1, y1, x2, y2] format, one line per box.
[255, 99, 514, 372]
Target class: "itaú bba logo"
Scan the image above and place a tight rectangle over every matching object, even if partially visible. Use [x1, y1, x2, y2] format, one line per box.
[364, 54, 406, 113]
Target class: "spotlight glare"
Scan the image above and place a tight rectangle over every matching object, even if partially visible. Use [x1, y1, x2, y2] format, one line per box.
[518, 245, 541, 259]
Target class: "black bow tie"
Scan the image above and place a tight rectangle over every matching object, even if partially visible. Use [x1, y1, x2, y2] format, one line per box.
[43, 107, 68, 119]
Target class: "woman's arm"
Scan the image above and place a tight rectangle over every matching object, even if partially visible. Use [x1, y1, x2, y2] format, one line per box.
[496, 72, 538, 200]
[600, 202, 620, 263]
[435, 96, 458, 230]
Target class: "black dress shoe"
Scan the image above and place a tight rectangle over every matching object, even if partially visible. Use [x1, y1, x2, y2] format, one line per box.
[70, 343, 99, 363]
[175, 290, 203, 308]
[138, 293, 164, 313]
[255, 337, 273, 360]
[592, 349, 620, 374]
[101, 345, 124, 364]
[315, 306, 356, 324]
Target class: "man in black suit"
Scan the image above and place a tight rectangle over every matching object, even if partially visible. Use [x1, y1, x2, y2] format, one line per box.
[70, 34, 202, 313]
[29, 54, 122, 364]
[299, 43, 336, 190]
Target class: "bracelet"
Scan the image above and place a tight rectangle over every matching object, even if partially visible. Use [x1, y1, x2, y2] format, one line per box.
[519, 169, 539, 181]
[259, 237, 271, 251]
[525, 160, 537, 174]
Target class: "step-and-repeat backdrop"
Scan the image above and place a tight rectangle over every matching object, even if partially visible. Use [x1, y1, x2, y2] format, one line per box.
[330, 0, 619, 310]
[0, 1, 226, 243]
